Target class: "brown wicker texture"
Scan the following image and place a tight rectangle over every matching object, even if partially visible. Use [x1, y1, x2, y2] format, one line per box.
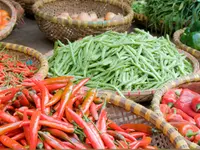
[45, 48, 200, 102]
[151, 74, 200, 149]
[10, 0, 24, 23]
[122, 0, 133, 5]
[32, 0, 134, 43]
[14, 0, 35, 17]
[0, 42, 49, 82]
[173, 28, 200, 59]
[133, 12, 147, 25]
[0, 0, 17, 41]
[96, 91, 189, 149]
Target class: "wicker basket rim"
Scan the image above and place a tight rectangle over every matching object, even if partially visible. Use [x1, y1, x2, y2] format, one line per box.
[44, 48, 199, 97]
[151, 74, 200, 149]
[97, 91, 189, 149]
[173, 28, 200, 54]
[0, 42, 49, 80]
[0, 0, 17, 40]
[32, 0, 134, 28]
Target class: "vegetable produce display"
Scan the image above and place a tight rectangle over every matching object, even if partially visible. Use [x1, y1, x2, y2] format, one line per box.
[0, 76, 157, 149]
[160, 88, 200, 145]
[48, 29, 193, 96]
[131, 0, 146, 14]
[145, 0, 200, 35]
[57, 11, 123, 22]
[0, 9, 10, 30]
[181, 21, 200, 51]
[0, 48, 37, 87]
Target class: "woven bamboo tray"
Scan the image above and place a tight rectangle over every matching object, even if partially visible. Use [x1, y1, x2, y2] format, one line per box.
[97, 91, 189, 149]
[173, 28, 200, 59]
[14, 0, 35, 17]
[0, 42, 49, 83]
[32, 0, 134, 43]
[151, 74, 200, 149]
[0, 0, 17, 41]
[45, 48, 200, 102]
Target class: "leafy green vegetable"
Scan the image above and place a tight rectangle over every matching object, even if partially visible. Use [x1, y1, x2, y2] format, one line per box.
[131, 0, 146, 14]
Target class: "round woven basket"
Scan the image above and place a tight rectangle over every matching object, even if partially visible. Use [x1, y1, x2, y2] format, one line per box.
[14, 0, 35, 17]
[0, 42, 49, 83]
[45, 48, 199, 102]
[133, 12, 147, 26]
[0, 0, 17, 41]
[96, 91, 189, 149]
[151, 74, 200, 149]
[173, 28, 200, 59]
[32, 0, 134, 43]
[10, 0, 24, 23]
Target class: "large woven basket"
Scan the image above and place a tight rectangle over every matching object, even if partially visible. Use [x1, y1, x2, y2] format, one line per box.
[32, 0, 134, 43]
[173, 28, 200, 59]
[11, 0, 24, 23]
[14, 0, 35, 17]
[97, 91, 189, 149]
[45, 48, 200, 102]
[0, 42, 49, 83]
[0, 0, 17, 41]
[151, 74, 200, 149]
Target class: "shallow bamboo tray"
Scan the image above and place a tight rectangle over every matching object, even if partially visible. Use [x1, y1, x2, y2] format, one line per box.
[152, 74, 200, 149]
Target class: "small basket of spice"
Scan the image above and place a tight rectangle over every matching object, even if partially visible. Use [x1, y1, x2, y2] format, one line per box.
[0, 0, 17, 40]
[0, 42, 48, 88]
[173, 21, 200, 59]
[32, 0, 133, 43]
[0, 76, 189, 149]
[151, 74, 200, 149]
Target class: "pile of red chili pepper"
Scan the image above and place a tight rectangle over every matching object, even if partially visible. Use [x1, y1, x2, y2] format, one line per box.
[161, 88, 200, 145]
[0, 51, 37, 87]
[0, 76, 157, 149]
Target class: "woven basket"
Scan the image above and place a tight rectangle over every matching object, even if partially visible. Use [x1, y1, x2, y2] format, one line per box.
[0, 42, 49, 83]
[45, 48, 200, 102]
[0, 0, 17, 41]
[173, 28, 200, 59]
[151, 74, 200, 149]
[32, 0, 134, 43]
[96, 91, 189, 149]
[14, 0, 35, 17]
[10, 0, 24, 23]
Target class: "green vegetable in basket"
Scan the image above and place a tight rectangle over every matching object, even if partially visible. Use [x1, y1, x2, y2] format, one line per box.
[48, 29, 193, 97]
[131, 0, 146, 14]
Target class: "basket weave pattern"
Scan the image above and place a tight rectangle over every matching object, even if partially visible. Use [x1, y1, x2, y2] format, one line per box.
[173, 28, 200, 59]
[98, 91, 189, 149]
[33, 0, 133, 42]
[151, 74, 200, 149]
[0, 0, 17, 40]
[0, 42, 49, 80]
[14, 0, 35, 16]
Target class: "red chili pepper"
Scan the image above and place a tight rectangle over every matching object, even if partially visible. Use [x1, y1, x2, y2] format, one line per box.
[20, 139, 27, 146]
[144, 145, 158, 149]
[107, 119, 125, 132]
[171, 108, 195, 124]
[17, 92, 30, 106]
[0, 88, 18, 104]
[165, 113, 184, 122]
[174, 89, 199, 117]
[29, 91, 41, 109]
[22, 110, 30, 145]
[130, 132, 147, 139]
[120, 124, 152, 134]
[170, 122, 199, 140]
[66, 107, 104, 149]
[22, 89, 33, 102]
[0, 135, 26, 149]
[6, 129, 22, 137]
[90, 102, 99, 121]
[62, 142, 75, 149]
[38, 131, 67, 149]
[45, 83, 68, 92]
[194, 114, 200, 128]
[0, 110, 18, 123]
[43, 76, 73, 85]
[194, 134, 200, 145]
[191, 96, 200, 113]
[45, 89, 63, 107]
[107, 130, 126, 141]
[0, 121, 22, 135]
[44, 142, 52, 149]
[37, 138, 44, 149]
[72, 78, 90, 96]
[130, 137, 152, 149]
[11, 132, 25, 141]
[159, 104, 171, 116]
[101, 132, 117, 149]
[162, 89, 182, 107]
[29, 110, 41, 150]
[56, 81, 73, 119]
[117, 140, 128, 149]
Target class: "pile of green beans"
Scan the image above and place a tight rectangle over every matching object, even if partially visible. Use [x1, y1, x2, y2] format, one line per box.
[48, 29, 193, 96]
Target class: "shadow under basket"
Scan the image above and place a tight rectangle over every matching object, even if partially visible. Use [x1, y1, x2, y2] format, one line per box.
[151, 74, 200, 149]
[97, 91, 189, 149]
[32, 0, 133, 43]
